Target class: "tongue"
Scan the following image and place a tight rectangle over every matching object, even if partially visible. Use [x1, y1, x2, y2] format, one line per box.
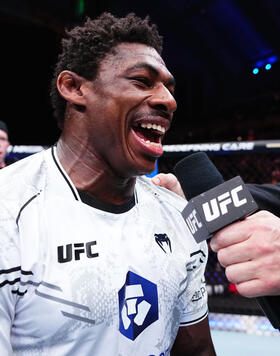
[133, 127, 159, 143]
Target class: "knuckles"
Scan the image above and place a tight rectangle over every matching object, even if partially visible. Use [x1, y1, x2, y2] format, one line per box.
[224, 265, 237, 284]
[217, 248, 228, 267]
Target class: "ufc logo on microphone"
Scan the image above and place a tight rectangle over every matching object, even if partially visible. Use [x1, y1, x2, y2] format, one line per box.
[202, 185, 247, 222]
[185, 209, 203, 234]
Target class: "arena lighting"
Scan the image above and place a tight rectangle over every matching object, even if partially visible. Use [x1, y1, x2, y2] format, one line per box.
[265, 63, 272, 70]
[255, 55, 278, 68]
[209, 314, 276, 332]
[145, 160, 158, 178]
[76, 0, 84, 16]
[266, 55, 278, 64]
[252, 54, 278, 75]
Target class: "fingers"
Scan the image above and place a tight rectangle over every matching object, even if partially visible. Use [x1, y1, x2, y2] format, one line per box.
[151, 173, 185, 198]
[210, 210, 280, 297]
[217, 240, 251, 267]
[210, 219, 250, 252]
[224, 258, 280, 297]
[210, 210, 277, 252]
[235, 279, 267, 298]
[236, 279, 280, 297]
[151, 173, 177, 189]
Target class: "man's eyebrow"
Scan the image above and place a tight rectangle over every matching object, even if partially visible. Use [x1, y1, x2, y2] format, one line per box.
[126, 62, 176, 87]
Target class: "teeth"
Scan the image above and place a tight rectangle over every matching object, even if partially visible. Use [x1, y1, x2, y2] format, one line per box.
[140, 138, 161, 147]
[140, 123, 166, 133]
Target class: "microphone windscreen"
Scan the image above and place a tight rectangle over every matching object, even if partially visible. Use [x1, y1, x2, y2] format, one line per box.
[174, 152, 224, 200]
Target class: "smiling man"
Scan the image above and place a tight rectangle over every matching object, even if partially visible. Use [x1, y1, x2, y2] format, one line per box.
[0, 13, 216, 355]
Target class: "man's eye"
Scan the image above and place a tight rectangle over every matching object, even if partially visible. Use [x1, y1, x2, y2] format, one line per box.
[132, 77, 151, 86]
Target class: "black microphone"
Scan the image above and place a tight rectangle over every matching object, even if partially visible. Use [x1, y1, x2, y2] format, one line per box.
[174, 152, 280, 330]
[174, 152, 258, 244]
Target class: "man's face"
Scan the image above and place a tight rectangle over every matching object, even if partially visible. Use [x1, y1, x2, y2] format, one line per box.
[84, 43, 177, 177]
[0, 129, 9, 166]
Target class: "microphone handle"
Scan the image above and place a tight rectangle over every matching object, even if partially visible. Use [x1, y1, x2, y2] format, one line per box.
[257, 296, 280, 330]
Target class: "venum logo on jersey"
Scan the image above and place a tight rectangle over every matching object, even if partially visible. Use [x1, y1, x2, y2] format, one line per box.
[57, 241, 99, 263]
[118, 271, 158, 341]
[154, 233, 172, 253]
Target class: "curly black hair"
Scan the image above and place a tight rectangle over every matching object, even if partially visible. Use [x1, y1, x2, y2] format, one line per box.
[50, 12, 163, 129]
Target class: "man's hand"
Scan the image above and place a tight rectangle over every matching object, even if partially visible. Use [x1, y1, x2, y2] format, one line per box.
[210, 210, 280, 297]
[152, 173, 280, 298]
[152, 173, 185, 199]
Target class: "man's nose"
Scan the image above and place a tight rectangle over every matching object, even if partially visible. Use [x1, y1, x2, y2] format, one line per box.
[148, 84, 177, 115]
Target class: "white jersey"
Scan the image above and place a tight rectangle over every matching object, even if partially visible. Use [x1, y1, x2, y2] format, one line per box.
[0, 147, 209, 356]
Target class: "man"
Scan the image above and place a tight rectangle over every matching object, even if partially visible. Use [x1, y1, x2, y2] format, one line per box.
[0, 120, 10, 168]
[152, 173, 280, 298]
[0, 13, 216, 355]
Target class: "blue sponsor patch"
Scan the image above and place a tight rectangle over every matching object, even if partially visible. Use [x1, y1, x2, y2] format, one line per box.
[118, 271, 158, 340]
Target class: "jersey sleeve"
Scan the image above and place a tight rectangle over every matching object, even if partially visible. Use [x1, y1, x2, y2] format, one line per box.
[179, 241, 209, 326]
[0, 203, 20, 355]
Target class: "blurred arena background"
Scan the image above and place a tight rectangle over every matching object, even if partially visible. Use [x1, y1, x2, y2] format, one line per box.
[3, 0, 280, 354]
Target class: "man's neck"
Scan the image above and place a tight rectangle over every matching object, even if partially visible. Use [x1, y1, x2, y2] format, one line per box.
[56, 139, 136, 205]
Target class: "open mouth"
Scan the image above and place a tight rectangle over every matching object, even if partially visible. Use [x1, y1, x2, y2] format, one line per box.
[132, 122, 166, 148]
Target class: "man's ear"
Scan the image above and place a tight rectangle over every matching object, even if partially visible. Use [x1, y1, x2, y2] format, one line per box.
[56, 71, 86, 106]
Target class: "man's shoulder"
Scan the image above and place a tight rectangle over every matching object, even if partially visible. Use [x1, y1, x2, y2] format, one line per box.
[136, 175, 186, 211]
[0, 149, 48, 201]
